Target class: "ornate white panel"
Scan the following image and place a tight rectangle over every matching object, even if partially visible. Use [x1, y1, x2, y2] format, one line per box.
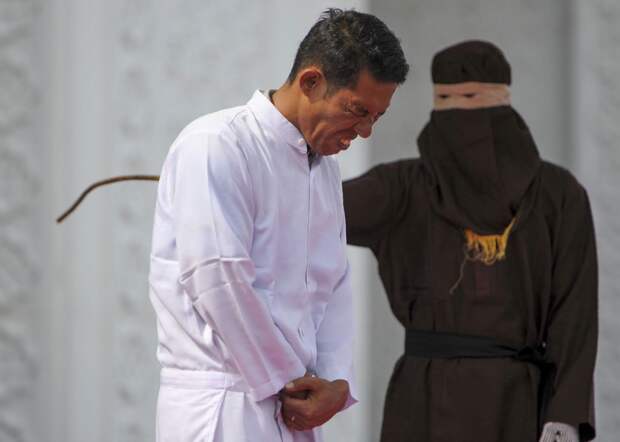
[573, 0, 620, 438]
[0, 1, 40, 442]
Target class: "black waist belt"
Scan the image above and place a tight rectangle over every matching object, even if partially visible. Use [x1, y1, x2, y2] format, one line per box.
[405, 329, 557, 436]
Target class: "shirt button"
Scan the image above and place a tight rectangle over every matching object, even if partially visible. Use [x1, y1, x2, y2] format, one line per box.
[297, 138, 305, 147]
[298, 327, 304, 339]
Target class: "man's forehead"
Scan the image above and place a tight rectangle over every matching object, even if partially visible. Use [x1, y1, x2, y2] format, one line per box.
[348, 71, 398, 111]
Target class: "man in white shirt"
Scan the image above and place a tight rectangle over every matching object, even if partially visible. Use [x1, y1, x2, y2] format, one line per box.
[149, 8, 408, 442]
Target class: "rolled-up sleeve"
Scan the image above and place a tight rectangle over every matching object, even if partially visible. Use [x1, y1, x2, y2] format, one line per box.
[165, 130, 306, 401]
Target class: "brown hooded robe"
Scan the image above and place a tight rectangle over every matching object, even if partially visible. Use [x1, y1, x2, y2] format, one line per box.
[343, 41, 597, 442]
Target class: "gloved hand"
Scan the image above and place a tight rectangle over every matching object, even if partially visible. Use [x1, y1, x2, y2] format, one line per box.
[539, 422, 579, 442]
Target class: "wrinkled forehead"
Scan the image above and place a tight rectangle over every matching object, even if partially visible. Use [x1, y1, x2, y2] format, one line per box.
[343, 70, 398, 112]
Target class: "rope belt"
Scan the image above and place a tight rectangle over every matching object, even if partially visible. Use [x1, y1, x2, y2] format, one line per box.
[405, 329, 556, 436]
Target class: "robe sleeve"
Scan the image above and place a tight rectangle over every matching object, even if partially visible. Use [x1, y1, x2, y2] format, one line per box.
[343, 162, 406, 249]
[545, 181, 598, 441]
[314, 166, 358, 411]
[166, 131, 306, 402]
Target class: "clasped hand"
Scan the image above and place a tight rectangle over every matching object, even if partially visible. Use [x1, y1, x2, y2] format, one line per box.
[279, 374, 349, 432]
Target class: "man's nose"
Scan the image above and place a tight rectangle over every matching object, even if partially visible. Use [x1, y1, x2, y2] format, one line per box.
[354, 119, 373, 138]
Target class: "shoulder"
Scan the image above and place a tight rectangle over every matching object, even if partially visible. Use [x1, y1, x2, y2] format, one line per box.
[343, 157, 425, 209]
[368, 157, 425, 188]
[343, 157, 424, 196]
[538, 161, 589, 207]
[364, 157, 422, 175]
[380, 157, 423, 175]
[534, 161, 593, 234]
[539, 161, 582, 189]
[167, 105, 251, 173]
[178, 104, 247, 140]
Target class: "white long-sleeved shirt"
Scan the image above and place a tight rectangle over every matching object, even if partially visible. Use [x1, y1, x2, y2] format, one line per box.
[149, 90, 357, 406]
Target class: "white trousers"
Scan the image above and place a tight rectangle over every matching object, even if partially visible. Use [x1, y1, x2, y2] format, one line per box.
[156, 368, 321, 442]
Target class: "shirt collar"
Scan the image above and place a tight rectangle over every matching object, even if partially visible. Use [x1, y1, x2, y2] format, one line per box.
[247, 90, 308, 153]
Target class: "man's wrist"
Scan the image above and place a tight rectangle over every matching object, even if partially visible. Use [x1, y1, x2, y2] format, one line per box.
[330, 379, 350, 409]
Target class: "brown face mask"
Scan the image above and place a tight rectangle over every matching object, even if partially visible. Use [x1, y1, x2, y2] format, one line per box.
[418, 105, 540, 235]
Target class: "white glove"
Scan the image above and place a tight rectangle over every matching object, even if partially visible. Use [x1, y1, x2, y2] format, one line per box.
[539, 422, 579, 442]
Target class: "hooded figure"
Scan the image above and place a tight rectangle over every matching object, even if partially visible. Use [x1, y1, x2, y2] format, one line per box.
[343, 41, 597, 442]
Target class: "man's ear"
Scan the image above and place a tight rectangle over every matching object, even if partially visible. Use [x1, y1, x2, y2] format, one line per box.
[298, 67, 327, 101]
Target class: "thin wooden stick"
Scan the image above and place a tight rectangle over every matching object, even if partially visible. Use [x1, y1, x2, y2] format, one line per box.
[56, 175, 160, 223]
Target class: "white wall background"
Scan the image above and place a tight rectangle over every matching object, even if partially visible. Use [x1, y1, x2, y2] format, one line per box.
[0, 1, 617, 441]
